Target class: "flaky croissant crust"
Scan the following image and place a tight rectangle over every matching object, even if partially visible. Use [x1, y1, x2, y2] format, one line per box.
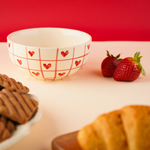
[77, 105, 150, 150]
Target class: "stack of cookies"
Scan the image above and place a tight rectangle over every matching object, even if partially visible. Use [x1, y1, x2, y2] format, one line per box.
[0, 74, 39, 142]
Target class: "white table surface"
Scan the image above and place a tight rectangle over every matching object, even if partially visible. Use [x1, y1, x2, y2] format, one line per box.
[0, 41, 150, 150]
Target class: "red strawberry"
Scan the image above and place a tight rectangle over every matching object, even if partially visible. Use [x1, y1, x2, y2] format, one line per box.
[113, 52, 146, 81]
[101, 50, 122, 77]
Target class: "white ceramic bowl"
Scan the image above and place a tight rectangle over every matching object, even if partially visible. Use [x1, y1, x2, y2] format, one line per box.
[0, 94, 42, 150]
[7, 28, 92, 80]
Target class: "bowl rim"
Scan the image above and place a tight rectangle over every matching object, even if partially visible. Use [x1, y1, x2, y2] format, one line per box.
[7, 27, 92, 49]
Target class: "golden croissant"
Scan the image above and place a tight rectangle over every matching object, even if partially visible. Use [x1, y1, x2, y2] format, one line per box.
[77, 105, 150, 150]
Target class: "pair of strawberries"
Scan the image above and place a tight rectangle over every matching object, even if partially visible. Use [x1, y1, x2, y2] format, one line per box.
[101, 51, 146, 81]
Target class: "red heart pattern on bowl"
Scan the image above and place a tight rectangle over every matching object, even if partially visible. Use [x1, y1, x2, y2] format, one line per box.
[17, 59, 22, 65]
[32, 72, 40, 76]
[43, 63, 51, 69]
[9, 47, 89, 80]
[61, 50, 69, 57]
[75, 60, 81, 66]
[28, 51, 35, 57]
[58, 72, 65, 76]
[8, 44, 90, 80]
[87, 44, 90, 49]
[8, 43, 11, 48]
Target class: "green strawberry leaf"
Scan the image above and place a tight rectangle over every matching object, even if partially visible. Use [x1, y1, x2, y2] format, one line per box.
[106, 50, 121, 59]
[141, 68, 146, 76]
[134, 52, 146, 76]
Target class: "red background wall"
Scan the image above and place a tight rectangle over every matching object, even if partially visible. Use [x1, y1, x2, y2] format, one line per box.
[0, 0, 150, 42]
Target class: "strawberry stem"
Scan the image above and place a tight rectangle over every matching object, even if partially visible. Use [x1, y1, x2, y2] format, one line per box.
[106, 50, 121, 59]
[134, 52, 146, 76]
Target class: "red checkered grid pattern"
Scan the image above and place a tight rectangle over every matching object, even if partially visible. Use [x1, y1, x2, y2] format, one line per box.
[64, 47, 75, 78]
[9, 43, 90, 80]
